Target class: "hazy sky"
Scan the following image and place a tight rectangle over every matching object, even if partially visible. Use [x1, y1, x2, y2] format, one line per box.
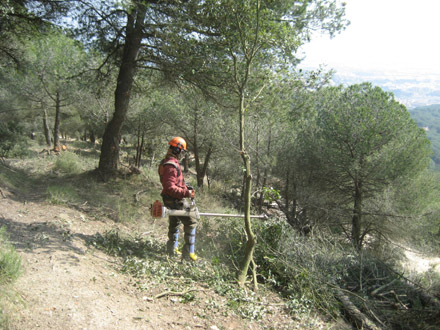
[299, 0, 440, 75]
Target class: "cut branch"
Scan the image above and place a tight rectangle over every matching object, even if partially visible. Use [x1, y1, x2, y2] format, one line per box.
[154, 288, 203, 299]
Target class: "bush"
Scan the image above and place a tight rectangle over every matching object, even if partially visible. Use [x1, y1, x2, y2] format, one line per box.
[252, 220, 348, 315]
[0, 227, 21, 329]
[53, 151, 82, 174]
[0, 122, 29, 158]
[0, 227, 21, 285]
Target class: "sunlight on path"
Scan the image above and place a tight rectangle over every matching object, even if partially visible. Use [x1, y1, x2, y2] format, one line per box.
[403, 250, 440, 274]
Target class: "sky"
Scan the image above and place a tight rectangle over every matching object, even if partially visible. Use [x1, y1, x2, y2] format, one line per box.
[299, 0, 440, 75]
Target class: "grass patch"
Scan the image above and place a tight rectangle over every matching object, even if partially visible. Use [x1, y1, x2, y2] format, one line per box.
[53, 151, 83, 174]
[0, 227, 22, 329]
[47, 184, 80, 205]
[0, 227, 21, 285]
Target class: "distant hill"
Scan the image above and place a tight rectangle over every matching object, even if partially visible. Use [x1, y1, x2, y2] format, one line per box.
[329, 68, 440, 108]
[409, 104, 440, 168]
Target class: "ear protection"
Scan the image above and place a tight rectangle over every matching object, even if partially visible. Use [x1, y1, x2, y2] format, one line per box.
[171, 146, 182, 155]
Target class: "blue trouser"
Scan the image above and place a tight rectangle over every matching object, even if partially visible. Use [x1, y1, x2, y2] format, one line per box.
[162, 196, 197, 256]
[167, 215, 197, 254]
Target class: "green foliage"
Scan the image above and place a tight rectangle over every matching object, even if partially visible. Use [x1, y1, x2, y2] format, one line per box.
[0, 226, 21, 328]
[0, 122, 29, 158]
[387, 170, 440, 250]
[252, 220, 346, 315]
[409, 104, 440, 168]
[0, 227, 21, 285]
[262, 186, 281, 203]
[53, 151, 82, 174]
[296, 83, 432, 246]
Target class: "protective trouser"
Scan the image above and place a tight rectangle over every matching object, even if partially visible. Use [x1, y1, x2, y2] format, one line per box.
[167, 215, 197, 256]
[162, 196, 197, 257]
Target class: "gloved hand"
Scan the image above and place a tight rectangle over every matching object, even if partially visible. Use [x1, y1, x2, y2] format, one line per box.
[185, 188, 195, 199]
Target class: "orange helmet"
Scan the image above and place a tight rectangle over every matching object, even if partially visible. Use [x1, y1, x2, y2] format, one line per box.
[168, 137, 187, 152]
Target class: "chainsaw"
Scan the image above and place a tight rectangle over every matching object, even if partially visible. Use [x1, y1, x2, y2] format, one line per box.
[151, 198, 267, 220]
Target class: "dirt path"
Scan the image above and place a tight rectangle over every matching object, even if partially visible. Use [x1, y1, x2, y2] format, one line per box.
[1, 188, 170, 329]
[402, 249, 440, 275]
[0, 179, 307, 330]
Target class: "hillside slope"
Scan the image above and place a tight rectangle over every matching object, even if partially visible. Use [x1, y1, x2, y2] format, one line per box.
[0, 161, 329, 330]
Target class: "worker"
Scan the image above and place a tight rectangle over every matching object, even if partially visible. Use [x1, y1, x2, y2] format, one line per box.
[158, 137, 197, 261]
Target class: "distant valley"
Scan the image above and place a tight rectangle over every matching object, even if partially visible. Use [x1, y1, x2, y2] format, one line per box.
[330, 68, 440, 108]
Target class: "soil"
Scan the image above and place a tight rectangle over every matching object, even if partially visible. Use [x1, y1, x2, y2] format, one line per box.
[0, 165, 329, 330]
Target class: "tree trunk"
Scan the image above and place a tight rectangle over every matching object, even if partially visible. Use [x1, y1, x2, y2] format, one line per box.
[98, 5, 147, 180]
[200, 145, 213, 187]
[352, 181, 363, 249]
[237, 93, 256, 289]
[42, 108, 51, 146]
[334, 288, 380, 330]
[90, 129, 96, 144]
[195, 144, 213, 188]
[258, 126, 271, 212]
[52, 91, 61, 151]
[184, 152, 189, 173]
[134, 126, 144, 168]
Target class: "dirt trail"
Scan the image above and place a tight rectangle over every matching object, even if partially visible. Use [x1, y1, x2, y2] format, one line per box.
[1, 188, 174, 329]
[402, 249, 440, 275]
[0, 178, 305, 330]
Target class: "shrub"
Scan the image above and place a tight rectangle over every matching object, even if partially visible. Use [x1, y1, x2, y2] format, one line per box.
[0, 227, 21, 285]
[0, 227, 21, 329]
[0, 122, 29, 158]
[53, 151, 82, 174]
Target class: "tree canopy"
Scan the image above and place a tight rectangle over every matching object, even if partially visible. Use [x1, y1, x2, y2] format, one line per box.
[301, 83, 431, 247]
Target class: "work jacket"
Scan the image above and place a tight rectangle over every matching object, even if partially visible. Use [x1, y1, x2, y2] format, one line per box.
[160, 155, 189, 200]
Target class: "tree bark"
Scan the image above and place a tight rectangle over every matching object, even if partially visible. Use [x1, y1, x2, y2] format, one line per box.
[90, 129, 96, 144]
[52, 91, 61, 151]
[352, 180, 363, 249]
[98, 5, 147, 180]
[257, 126, 271, 212]
[195, 145, 213, 188]
[192, 108, 213, 187]
[134, 126, 144, 168]
[334, 288, 380, 330]
[237, 92, 256, 289]
[42, 108, 51, 146]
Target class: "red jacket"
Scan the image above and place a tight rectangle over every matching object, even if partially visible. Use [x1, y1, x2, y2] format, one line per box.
[160, 157, 189, 200]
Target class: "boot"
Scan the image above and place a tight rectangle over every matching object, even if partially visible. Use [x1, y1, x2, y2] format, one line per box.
[166, 240, 181, 256]
[181, 244, 197, 261]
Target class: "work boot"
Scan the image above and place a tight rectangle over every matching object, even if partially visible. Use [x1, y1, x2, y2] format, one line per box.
[181, 244, 197, 262]
[166, 240, 181, 256]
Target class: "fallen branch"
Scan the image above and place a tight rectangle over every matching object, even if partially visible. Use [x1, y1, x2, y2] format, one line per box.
[334, 288, 381, 330]
[391, 290, 408, 310]
[371, 279, 398, 296]
[155, 288, 203, 299]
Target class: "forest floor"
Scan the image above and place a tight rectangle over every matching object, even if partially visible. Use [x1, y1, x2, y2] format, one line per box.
[0, 159, 341, 330]
[1, 156, 439, 330]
